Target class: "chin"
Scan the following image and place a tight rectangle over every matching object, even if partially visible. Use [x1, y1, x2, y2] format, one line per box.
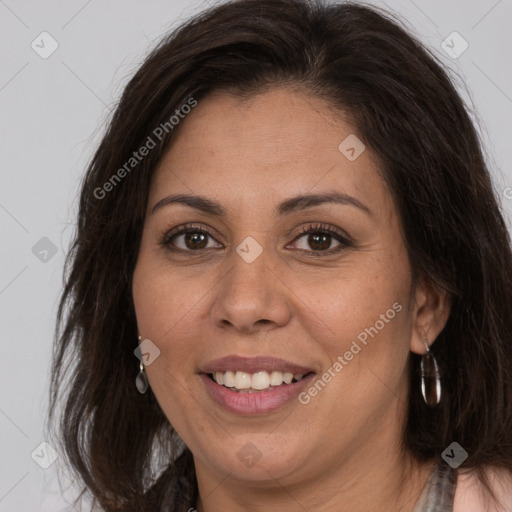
[204, 442, 305, 483]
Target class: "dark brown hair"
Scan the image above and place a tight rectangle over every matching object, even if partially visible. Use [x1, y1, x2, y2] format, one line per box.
[47, 0, 512, 510]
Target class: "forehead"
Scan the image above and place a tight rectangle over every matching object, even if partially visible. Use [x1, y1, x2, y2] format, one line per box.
[149, 87, 391, 217]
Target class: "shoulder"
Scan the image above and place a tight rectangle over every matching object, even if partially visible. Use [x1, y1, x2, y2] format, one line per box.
[453, 465, 512, 512]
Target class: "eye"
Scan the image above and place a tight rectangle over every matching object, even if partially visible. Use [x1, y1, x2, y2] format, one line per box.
[287, 223, 353, 254]
[160, 224, 222, 253]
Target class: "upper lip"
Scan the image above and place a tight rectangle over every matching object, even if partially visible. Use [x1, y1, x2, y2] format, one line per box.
[200, 355, 315, 375]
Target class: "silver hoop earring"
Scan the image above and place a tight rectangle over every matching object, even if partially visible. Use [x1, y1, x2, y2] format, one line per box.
[420, 337, 441, 406]
[136, 335, 148, 394]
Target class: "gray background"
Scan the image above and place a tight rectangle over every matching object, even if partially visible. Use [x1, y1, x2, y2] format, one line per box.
[1, 0, 511, 510]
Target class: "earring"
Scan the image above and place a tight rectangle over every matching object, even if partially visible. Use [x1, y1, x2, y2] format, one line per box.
[420, 337, 441, 406]
[136, 335, 148, 394]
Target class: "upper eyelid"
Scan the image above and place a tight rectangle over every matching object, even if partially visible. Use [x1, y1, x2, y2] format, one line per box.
[163, 222, 351, 249]
[163, 223, 222, 243]
[164, 223, 346, 239]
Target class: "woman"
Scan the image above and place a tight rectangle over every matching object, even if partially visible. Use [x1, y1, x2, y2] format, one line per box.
[47, 0, 512, 510]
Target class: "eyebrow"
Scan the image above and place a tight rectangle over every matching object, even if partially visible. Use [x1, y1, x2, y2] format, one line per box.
[151, 191, 372, 217]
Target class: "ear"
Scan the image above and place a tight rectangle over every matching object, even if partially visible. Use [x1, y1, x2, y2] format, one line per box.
[410, 277, 451, 354]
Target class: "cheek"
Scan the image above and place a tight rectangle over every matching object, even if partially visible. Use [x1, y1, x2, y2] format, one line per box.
[301, 250, 409, 355]
[307, 279, 408, 377]
[132, 240, 213, 341]
[298, 247, 412, 413]
[132, 260, 202, 432]
[132, 254, 181, 379]
[131, 248, 221, 409]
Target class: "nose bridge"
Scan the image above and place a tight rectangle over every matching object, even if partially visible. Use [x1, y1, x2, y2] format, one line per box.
[211, 233, 291, 330]
[227, 233, 274, 301]
[235, 234, 266, 265]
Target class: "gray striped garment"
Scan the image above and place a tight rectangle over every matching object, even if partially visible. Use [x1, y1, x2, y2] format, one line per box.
[413, 460, 457, 512]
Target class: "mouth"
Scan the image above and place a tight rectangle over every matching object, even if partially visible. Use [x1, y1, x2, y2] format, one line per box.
[199, 355, 317, 414]
[199, 369, 316, 415]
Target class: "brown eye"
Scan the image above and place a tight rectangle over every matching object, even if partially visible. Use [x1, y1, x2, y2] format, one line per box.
[304, 233, 333, 251]
[161, 225, 221, 252]
[181, 231, 208, 250]
[289, 223, 353, 254]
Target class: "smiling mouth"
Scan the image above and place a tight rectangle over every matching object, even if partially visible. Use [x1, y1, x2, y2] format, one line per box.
[205, 370, 315, 393]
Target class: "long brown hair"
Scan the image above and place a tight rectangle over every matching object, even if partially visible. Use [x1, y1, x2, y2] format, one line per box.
[47, 0, 512, 510]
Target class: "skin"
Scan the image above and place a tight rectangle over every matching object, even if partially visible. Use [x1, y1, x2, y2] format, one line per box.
[132, 87, 451, 511]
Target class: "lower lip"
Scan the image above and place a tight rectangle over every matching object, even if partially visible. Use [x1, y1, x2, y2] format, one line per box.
[199, 373, 316, 415]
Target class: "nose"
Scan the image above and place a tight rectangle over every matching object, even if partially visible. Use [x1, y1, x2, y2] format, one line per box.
[209, 238, 292, 334]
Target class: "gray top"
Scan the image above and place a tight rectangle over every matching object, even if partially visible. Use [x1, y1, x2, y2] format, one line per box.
[413, 460, 457, 512]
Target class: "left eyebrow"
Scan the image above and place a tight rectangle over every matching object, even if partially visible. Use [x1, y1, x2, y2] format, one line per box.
[150, 191, 372, 217]
[276, 192, 372, 217]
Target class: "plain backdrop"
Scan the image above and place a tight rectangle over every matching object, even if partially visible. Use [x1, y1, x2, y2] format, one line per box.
[1, 0, 511, 510]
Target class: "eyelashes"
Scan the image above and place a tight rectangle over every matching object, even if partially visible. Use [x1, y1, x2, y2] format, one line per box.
[159, 222, 354, 257]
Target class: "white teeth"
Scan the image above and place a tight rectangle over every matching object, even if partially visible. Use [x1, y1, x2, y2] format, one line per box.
[270, 371, 284, 386]
[211, 370, 307, 391]
[283, 372, 293, 384]
[223, 371, 235, 388]
[251, 371, 270, 390]
[234, 371, 252, 389]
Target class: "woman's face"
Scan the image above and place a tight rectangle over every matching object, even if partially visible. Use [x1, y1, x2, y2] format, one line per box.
[132, 87, 438, 486]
